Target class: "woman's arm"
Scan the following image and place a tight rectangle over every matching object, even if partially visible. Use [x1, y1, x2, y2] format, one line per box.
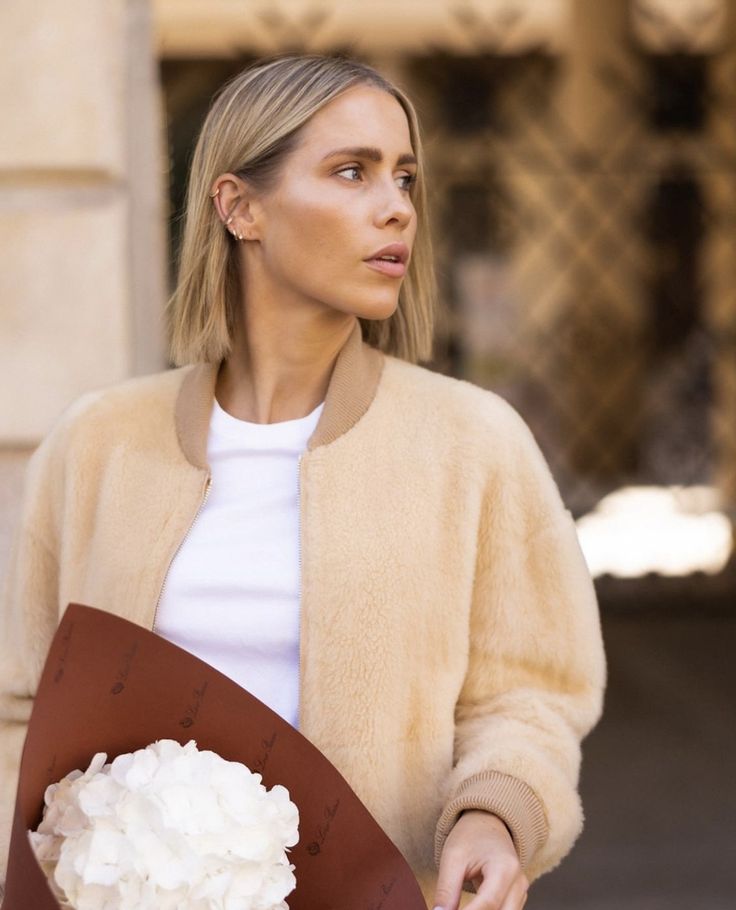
[0, 435, 63, 889]
[434, 407, 608, 895]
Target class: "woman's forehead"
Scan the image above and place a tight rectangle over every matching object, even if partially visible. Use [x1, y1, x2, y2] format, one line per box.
[298, 86, 413, 158]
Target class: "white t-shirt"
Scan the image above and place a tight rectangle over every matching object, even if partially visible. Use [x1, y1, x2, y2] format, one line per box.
[154, 395, 325, 730]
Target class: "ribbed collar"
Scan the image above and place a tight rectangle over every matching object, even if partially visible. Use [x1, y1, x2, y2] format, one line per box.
[174, 320, 385, 470]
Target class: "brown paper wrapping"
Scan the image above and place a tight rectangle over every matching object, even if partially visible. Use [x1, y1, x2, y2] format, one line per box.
[3, 603, 427, 909]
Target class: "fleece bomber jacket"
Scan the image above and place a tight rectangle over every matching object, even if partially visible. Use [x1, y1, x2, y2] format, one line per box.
[0, 319, 607, 903]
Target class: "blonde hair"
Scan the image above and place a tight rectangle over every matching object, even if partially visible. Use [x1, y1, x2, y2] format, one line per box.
[166, 52, 438, 366]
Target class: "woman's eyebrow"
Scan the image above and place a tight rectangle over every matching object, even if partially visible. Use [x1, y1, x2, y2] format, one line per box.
[321, 146, 417, 166]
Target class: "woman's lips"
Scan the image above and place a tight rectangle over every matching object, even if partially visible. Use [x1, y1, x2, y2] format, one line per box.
[364, 258, 406, 278]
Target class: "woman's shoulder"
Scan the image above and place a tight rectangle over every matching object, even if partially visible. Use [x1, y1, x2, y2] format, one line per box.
[379, 355, 566, 527]
[380, 353, 540, 452]
[31, 365, 194, 464]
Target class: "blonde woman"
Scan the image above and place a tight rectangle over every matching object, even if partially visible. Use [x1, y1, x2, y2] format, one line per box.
[0, 54, 607, 909]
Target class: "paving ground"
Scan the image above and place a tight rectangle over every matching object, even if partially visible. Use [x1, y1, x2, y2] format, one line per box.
[530, 607, 736, 910]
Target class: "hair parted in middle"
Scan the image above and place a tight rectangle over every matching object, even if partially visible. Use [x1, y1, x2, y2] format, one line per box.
[166, 52, 439, 368]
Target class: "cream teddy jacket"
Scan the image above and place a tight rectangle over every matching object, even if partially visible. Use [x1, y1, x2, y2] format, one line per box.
[0, 320, 607, 903]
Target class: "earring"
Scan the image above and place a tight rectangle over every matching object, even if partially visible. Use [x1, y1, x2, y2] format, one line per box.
[209, 187, 220, 198]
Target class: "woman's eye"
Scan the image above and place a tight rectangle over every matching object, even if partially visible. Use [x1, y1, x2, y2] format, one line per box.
[337, 165, 362, 182]
[336, 165, 417, 192]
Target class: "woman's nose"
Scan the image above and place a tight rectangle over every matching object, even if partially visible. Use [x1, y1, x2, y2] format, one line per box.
[374, 179, 414, 228]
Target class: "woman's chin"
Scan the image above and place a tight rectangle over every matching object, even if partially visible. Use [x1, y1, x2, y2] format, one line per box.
[349, 296, 400, 322]
[315, 285, 400, 322]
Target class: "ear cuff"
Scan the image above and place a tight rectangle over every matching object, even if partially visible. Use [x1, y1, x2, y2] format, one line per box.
[212, 190, 244, 240]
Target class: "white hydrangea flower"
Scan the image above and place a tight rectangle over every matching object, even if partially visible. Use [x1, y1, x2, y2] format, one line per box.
[28, 739, 299, 910]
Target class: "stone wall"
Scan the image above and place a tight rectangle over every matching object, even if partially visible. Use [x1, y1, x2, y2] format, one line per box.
[0, 0, 167, 574]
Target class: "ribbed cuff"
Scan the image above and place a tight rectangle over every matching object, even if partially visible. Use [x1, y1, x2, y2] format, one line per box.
[434, 770, 549, 875]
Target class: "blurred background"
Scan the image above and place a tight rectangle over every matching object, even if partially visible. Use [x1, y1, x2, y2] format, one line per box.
[1, 1, 734, 907]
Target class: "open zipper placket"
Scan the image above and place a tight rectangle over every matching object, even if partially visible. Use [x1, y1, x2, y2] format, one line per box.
[296, 450, 305, 731]
[151, 473, 212, 632]
[149, 452, 308, 724]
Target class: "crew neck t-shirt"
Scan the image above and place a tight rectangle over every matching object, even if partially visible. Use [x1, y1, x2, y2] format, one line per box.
[153, 395, 325, 730]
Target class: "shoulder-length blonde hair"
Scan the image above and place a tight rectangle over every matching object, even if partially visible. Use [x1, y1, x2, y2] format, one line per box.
[166, 52, 438, 366]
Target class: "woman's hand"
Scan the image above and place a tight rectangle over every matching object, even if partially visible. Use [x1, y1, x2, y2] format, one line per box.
[433, 810, 530, 910]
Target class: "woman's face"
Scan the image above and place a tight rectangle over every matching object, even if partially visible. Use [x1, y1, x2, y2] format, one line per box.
[233, 83, 418, 323]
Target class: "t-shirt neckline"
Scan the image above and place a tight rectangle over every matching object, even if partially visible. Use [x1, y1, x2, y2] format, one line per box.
[209, 396, 325, 446]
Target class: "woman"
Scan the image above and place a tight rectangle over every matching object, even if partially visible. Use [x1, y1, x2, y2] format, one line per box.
[0, 54, 607, 910]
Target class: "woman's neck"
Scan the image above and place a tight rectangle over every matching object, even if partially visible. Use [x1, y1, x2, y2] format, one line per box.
[215, 314, 357, 424]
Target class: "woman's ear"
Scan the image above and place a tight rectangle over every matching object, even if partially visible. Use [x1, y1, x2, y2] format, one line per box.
[210, 173, 261, 241]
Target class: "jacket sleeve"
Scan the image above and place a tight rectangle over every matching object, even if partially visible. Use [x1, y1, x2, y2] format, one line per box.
[433, 405, 607, 887]
[0, 433, 64, 890]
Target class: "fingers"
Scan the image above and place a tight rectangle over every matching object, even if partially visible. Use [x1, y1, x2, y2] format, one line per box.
[499, 872, 530, 910]
[433, 811, 529, 910]
[458, 862, 529, 910]
[433, 843, 470, 910]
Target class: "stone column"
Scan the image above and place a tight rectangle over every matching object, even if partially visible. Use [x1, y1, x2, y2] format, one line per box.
[0, 0, 167, 444]
[0, 0, 167, 568]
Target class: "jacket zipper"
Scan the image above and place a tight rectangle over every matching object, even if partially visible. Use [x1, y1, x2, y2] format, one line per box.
[151, 474, 212, 632]
[296, 452, 304, 730]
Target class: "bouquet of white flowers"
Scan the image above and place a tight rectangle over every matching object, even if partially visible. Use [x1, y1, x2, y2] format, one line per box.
[3, 604, 428, 910]
[28, 739, 299, 910]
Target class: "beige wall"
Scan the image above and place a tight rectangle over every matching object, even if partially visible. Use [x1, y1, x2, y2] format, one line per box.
[0, 0, 167, 447]
[0, 0, 167, 577]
